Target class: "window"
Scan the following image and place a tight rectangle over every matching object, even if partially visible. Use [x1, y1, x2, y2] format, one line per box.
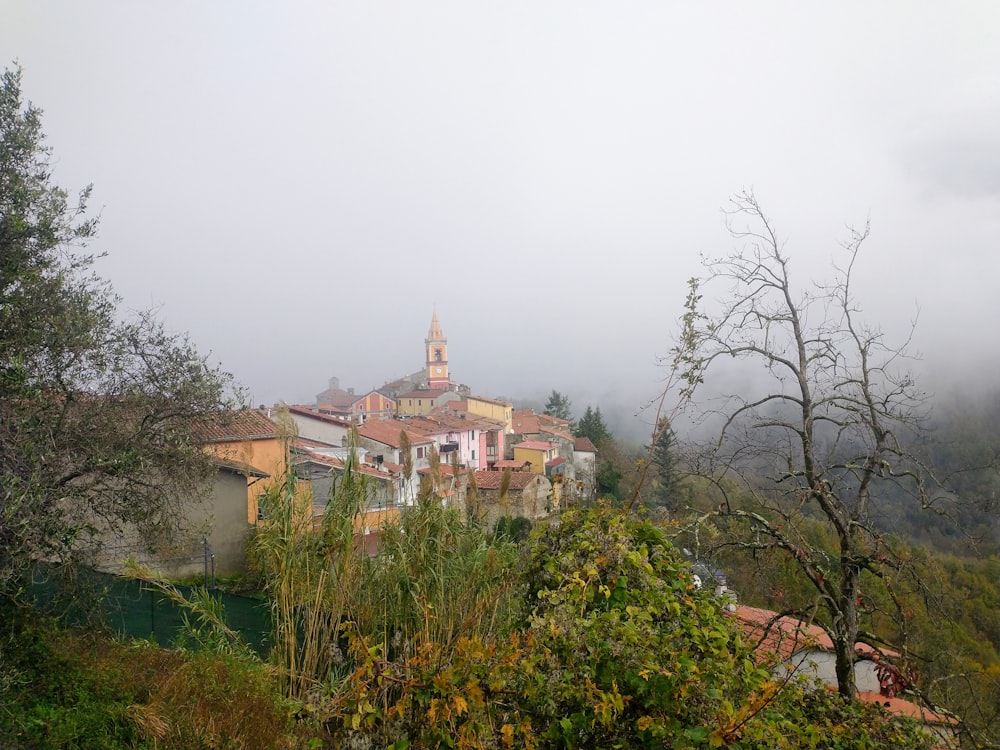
[435, 349, 442, 362]
[471, 450, 476, 461]
[416, 447, 425, 459]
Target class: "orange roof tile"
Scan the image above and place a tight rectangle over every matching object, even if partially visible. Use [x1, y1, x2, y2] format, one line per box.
[574, 436, 598, 453]
[494, 459, 529, 469]
[358, 419, 433, 448]
[732, 605, 897, 665]
[473, 470, 543, 491]
[856, 692, 957, 725]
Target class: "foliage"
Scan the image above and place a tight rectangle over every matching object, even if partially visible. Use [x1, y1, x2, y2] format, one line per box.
[543, 390, 573, 423]
[0, 65, 235, 599]
[324, 503, 931, 748]
[0, 601, 302, 750]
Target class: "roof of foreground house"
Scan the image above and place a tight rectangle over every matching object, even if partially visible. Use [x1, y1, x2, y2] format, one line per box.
[856, 692, 957, 726]
[193, 409, 278, 443]
[732, 605, 892, 665]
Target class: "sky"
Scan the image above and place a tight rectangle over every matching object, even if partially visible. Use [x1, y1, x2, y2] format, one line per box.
[4, 3, 999, 439]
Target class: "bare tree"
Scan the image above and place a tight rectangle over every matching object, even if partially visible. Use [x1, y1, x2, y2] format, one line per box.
[679, 190, 936, 698]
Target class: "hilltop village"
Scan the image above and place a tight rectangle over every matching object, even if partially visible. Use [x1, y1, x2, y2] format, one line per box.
[190, 312, 598, 572]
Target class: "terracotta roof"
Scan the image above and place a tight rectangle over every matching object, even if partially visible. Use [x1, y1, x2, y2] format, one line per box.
[512, 413, 540, 433]
[473, 470, 544, 491]
[856, 691, 957, 726]
[574, 436, 598, 453]
[358, 419, 432, 448]
[514, 440, 557, 451]
[494, 459, 529, 469]
[546, 457, 567, 467]
[193, 410, 278, 443]
[732, 605, 896, 665]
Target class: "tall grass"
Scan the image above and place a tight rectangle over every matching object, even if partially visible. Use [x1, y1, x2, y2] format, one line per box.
[251, 449, 370, 699]
[251, 448, 520, 704]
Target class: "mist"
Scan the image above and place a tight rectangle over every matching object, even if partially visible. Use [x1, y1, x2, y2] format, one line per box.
[4, 2, 998, 437]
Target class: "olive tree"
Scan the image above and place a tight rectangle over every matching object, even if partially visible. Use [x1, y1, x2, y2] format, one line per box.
[0, 66, 235, 597]
[679, 190, 937, 698]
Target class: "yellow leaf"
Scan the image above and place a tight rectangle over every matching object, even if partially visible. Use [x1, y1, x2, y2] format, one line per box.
[453, 696, 468, 716]
[501, 723, 515, 746]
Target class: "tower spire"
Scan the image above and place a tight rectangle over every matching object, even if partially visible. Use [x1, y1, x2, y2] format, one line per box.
[425, 310, 449, 389]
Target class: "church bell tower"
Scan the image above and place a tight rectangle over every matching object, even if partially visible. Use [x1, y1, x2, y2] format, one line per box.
[425, 310, 449, 389]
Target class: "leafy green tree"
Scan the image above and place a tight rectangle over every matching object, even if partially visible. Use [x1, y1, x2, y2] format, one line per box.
[543, 389, 573, 422]
[0, 66, 234, 598]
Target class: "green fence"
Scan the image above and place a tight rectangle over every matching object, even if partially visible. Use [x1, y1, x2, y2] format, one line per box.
[29, 566, 272, 656]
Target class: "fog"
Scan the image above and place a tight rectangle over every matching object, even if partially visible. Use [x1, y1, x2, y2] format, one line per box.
[5, 3, 999, 441]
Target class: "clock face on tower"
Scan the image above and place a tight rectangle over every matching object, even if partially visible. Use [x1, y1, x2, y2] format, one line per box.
[436, 367, 442, 374]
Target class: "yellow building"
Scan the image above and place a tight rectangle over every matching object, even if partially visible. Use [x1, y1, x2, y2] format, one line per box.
[196, 409, 296, 522]
[512, 440, 558, 475]
[467, 394, 513, 433]
[397, 388, 454, 416]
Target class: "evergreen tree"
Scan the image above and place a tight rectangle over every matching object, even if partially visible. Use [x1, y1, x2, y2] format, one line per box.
[647, 417, 681, 512]
[575, 405, 611, 447]
[543, 389, 573, 422]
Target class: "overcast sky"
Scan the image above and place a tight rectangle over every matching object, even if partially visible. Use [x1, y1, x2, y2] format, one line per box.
[5, 3, 999, 436]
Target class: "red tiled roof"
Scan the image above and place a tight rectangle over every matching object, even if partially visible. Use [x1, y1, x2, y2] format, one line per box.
[514, 440, 557, 451]
[358, 419, 432, 448]
[732, 605, 897, 665]
[473, 470, 544, 491]
[494, 459, 528, 469]
[856, 692, 957, 726]
[574, 436, 598, 453]
[193, 410, 278, 443]
[546, 457, 567, 467]
[512, 412, 540, 433]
